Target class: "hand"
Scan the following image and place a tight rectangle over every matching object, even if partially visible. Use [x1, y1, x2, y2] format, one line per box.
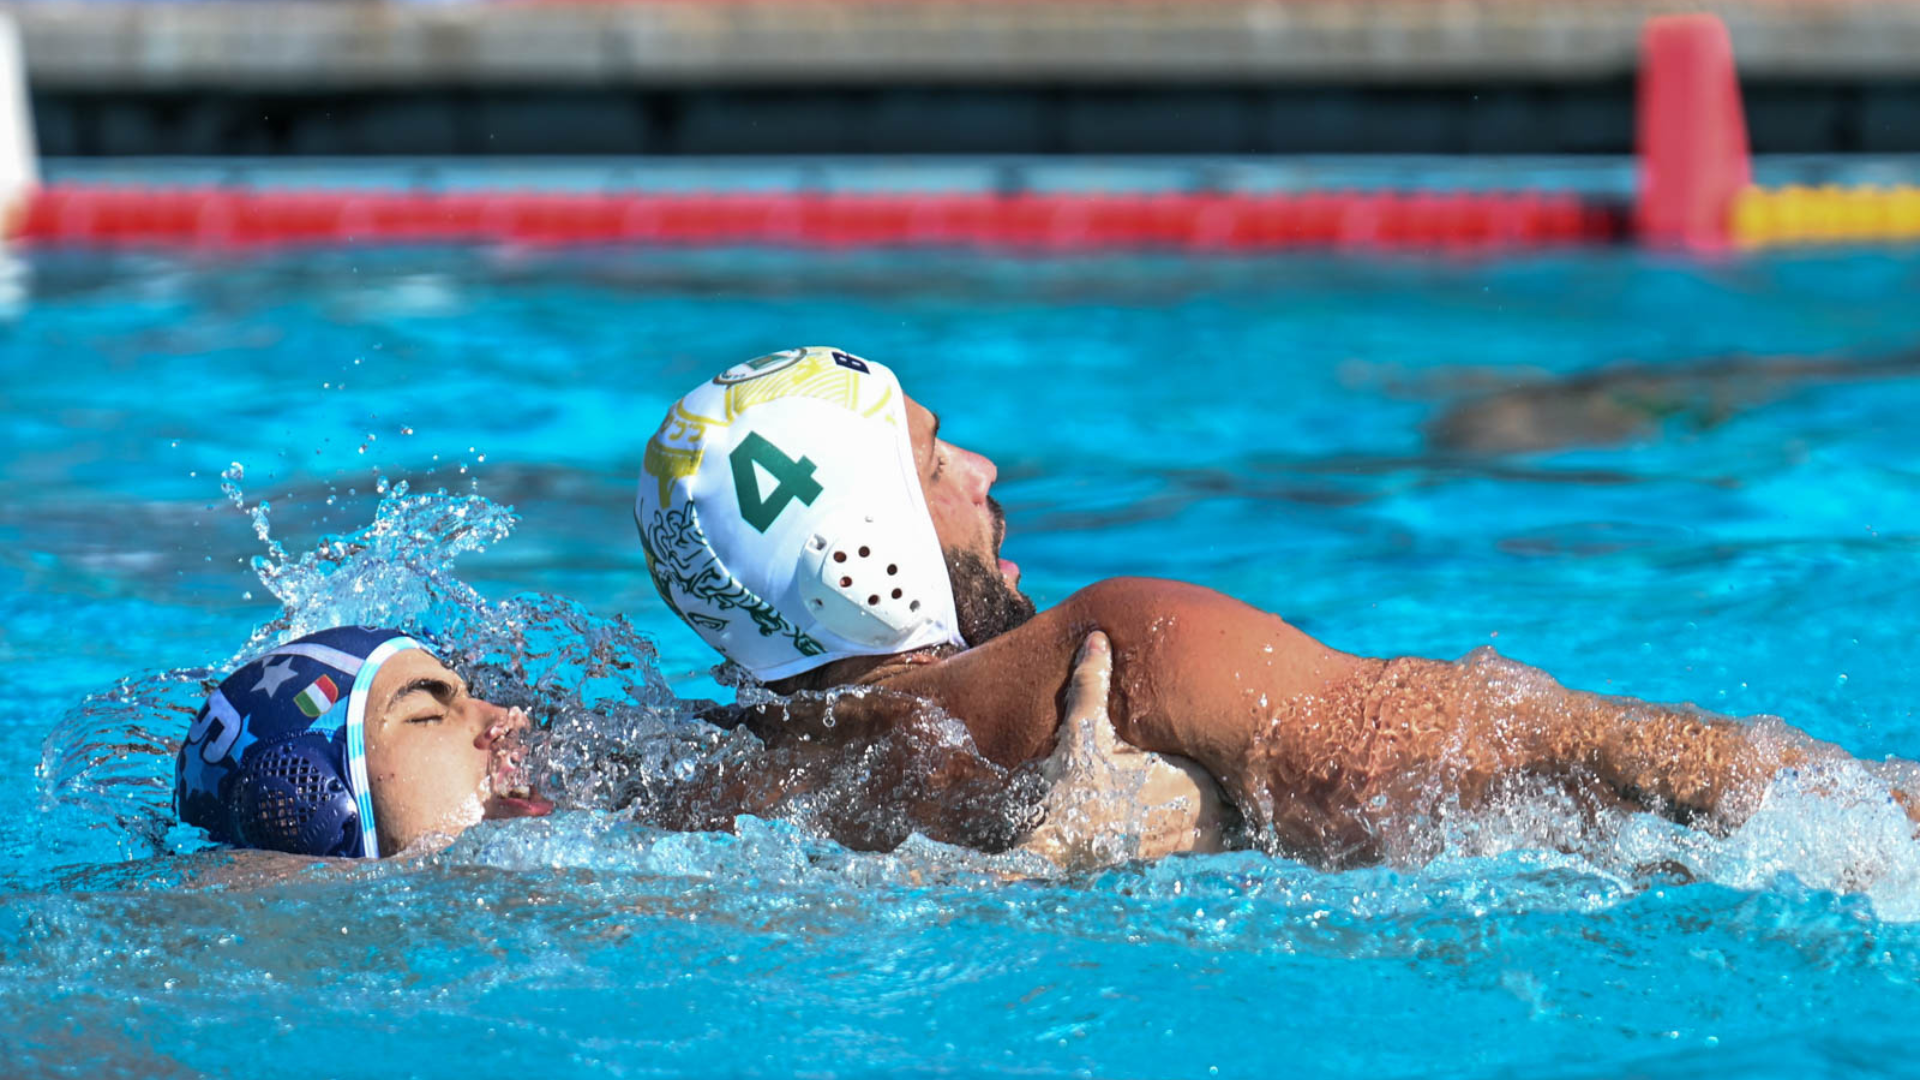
[1020, 631, 1229, 870]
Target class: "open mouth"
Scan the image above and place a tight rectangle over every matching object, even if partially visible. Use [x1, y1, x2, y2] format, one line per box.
[485, 785, 555, 819]
[989, 497, 1019, 588]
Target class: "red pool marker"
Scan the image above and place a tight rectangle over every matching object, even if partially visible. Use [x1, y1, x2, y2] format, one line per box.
[1637, 13, 1751, 251]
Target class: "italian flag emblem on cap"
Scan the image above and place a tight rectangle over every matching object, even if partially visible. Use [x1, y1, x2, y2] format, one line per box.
[294, 675, 341, 719]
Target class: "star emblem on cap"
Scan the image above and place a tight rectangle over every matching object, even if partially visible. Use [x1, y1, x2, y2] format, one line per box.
[253, 656, 300, 697]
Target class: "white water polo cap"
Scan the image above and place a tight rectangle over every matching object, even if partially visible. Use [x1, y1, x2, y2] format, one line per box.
[635, 347, 965, 681]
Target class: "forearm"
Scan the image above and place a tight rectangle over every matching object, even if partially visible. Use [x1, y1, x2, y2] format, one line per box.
[1359, 651, 1854, 827]
[620, 708, 1041, 852]
[614, 750, 788, 833]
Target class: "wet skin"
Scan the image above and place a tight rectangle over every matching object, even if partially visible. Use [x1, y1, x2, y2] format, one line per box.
[361, 649, 552, 855]
[786, 394, 1920, 867]
[357, 646, 1009, 856]
[353, 641, 1135, 860]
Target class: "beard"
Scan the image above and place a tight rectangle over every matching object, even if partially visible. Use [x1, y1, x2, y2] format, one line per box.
[943, 547, 1035, 647]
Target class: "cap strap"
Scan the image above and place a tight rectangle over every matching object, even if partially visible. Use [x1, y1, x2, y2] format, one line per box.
[342, 636, 423, 859]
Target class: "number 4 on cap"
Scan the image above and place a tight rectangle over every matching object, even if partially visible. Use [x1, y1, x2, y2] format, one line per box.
[730, 432, 824, 533]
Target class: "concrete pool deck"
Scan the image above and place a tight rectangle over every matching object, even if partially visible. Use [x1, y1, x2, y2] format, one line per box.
[11, 0, 1920, 155]
[8, 0, 1920, 88]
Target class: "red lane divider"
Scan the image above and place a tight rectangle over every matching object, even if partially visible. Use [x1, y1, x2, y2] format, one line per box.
[14, 186, 1623, 250]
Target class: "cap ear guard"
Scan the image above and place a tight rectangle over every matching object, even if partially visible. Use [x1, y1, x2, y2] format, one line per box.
[796, 509, 946, 649]
[229, 733, 363, 858]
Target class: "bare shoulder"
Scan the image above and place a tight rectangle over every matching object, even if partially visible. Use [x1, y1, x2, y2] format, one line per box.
[1053, 576, 1342, 676]
[182, 848, 374, 889]
[1057, 576, 1269, 630]
[860, 579, 1194, 763]
[872, 597, 1093, 764]
[878, 576, 1344, 764]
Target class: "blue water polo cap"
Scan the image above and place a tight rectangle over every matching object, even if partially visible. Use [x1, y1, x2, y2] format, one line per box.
[174, 626, 427, 859]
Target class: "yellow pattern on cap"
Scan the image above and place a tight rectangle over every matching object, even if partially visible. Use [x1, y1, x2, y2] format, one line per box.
[641, 400, 727, 509]
[722, 348, 864, 422]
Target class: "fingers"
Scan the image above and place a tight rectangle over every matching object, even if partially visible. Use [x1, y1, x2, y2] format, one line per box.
[1073, 628, 1110, 669]
[1027, 630, 1117, 868]
[1066, 630, 1113, 725]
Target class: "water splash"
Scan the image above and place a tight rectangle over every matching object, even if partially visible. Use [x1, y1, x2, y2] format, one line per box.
[35, 473, 1043, 871]
[33, 474, 1920, 921]
[226, 473, 515, 655]
[38, 475, 535, 864]
[1389, 731, 1920, 922]
[33, 665, 213, 866]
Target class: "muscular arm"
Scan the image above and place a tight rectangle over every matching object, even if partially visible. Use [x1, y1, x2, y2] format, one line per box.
[624, 634, 1127, 854]
[618, 695, 1044, 852]
[879, 577, 1906, 864]
[880, 577, 1369, 769]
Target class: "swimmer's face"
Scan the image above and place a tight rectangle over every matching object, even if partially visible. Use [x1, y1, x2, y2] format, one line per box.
[906, 396, 1035, 644]
[907, 396, 1013, 587]
[362, 649, 552, 855]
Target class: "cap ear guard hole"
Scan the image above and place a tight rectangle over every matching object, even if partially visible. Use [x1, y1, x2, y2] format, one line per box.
[798, 519, 941, 646]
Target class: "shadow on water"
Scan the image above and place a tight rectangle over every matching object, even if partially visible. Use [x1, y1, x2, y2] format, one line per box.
[1422, 350, 1920, 454]
[1017, 346, 1920, 540]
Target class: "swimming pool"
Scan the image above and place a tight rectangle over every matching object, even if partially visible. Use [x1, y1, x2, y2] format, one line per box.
[6, 240, 1920, 1076]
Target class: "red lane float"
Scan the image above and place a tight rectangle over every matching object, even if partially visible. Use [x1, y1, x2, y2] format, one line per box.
[14, 186, 1623, 251]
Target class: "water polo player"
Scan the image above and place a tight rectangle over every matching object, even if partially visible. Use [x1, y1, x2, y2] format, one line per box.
[175, 627, 552, 859]
[637, 347, 1920, 866]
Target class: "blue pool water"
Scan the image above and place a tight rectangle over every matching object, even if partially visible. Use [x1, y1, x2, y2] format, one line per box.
[5, 239, 1920, 1077]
